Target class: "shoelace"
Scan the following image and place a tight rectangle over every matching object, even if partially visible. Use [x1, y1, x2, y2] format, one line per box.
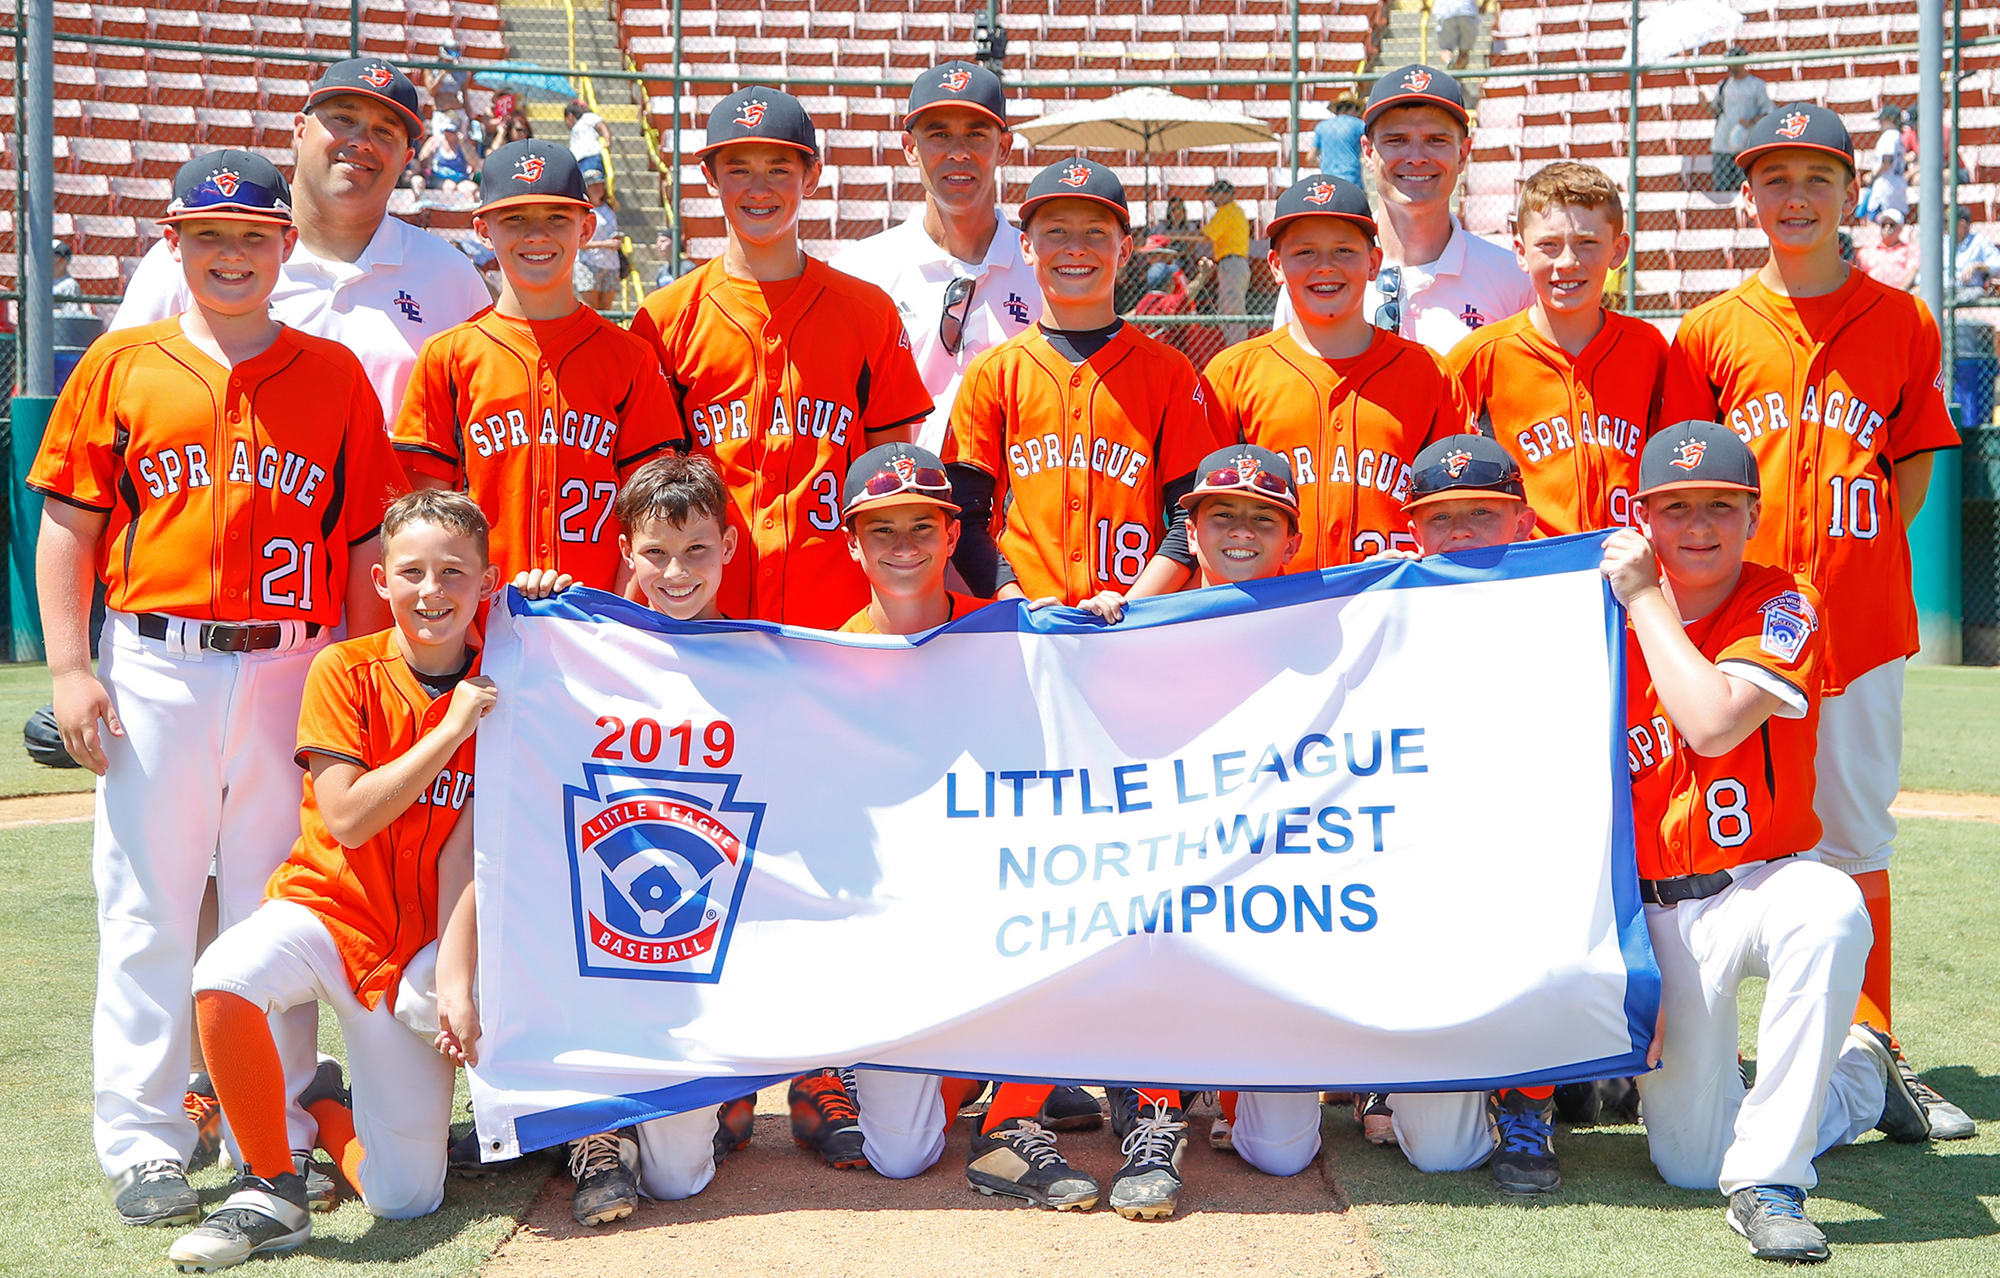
[1118, 1101, 1186, 1166]
[130, 1158, 186, 1185]
[1751, 1185, 1808, 1220]
[184, 1091, 220, 1125]
[1495, 1104, 1553, 1156]
[568, 1132, 627, 1180]
[997, 1119, 1069, 1169]
[1896, 1058, 1946, 1107]
[800, 1072, 860, 1125]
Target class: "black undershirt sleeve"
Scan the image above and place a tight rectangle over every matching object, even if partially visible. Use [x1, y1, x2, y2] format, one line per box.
[1156, 471, 1199, 569]
[949, 463, 1003, 598]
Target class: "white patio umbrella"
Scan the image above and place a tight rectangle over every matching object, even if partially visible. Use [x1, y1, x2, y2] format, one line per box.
[1012, 88, 1277, 217]
[1631, 0, 1745, 65]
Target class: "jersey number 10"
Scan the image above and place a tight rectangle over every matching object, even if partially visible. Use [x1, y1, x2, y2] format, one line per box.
[1825, 475, 1880, 540]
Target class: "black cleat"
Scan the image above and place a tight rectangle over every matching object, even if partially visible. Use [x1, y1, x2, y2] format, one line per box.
[1727, 1185, 1830, 1263]
[966, 1118, 1099, 1210]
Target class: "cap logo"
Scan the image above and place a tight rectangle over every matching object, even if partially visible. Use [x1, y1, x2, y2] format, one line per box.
[1776, 111, 1810, 140]
[940, 68, 971, 92]
[209, 169, 241, 198]
[734, 99, 768, 128]
[1232, 453, 1262, 480]
[891, 455, 917, 483]
[1442, 447, 1472, 478]
[1670, 438, 1708, 470]
[360, 64, 394, 89]
[1402, 69, 1432, 92]
[512, 153, 546, 183]
[1059, 162, 1091, 188]
[1304, 181, 1335, 206]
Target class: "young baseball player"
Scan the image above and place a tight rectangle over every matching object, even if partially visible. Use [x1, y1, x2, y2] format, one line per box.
[29, 150, 406, 1229]
[1663, 104, 1969, 1138]
[392, 139, 686, 594]
[1203, 175, 1472, 569]
[163, 490, 496, 1271]
[630, 86, 934, 631]
[1448, 161, 1667, 535]
[1601, 421, 1928, 1264]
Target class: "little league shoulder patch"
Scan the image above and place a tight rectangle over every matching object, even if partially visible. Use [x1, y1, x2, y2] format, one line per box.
[1757, 591, 1819, 664]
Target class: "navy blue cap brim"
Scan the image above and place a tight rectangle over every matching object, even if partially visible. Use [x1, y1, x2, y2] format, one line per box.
[1018, 192, 1130, 225]
[1404, 485, 1525, 511]
[1633, 477, 1762, 500]
[474, 193, 594, 217]
[902, 100, 1009, 131]
[696, 137, 818, 160]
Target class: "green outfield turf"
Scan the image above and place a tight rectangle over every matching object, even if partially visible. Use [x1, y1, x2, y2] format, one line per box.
[1901, 667, 2000, 796]
[0, 663, 95, 798]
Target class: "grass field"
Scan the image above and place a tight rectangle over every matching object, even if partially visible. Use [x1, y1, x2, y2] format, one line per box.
[0, 669, 1992, 1276]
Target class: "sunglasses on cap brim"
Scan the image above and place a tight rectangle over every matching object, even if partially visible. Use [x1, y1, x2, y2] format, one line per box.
[844, 463, 959, 516]
[1185, 463, 1297, 508]
[1407, 457, 1524, 503]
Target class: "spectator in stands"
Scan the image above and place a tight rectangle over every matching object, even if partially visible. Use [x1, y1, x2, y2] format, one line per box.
[1954, 207, 2000, 429]
[1958, 206, 2000, 289]
[565, 99, 611, 184]
[487, 93, 532, 151]
[1709, 49, 1769, 193]
[50, 240, 93, 319]
[1305, 97, 1365, 185]
[1856, 208, 1918, 291]
[1856, 104, 1909, 224]
[1200, 179, 1252, 345]
[1150, 196, 1199, 276]
[1428, 0, 1489, 73]
[413, 116, 480, 201]
[576, 175, 622, 312]
[652, 234, 694, 290]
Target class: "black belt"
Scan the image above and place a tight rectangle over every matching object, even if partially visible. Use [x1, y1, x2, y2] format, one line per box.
[136, 613, 321, 653]
[1641, 855, 1794, 906]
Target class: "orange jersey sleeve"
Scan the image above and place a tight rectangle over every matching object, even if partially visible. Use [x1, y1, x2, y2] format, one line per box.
[1661, 273, 1959, 691]
[1205, 328, 1468, 568]
[28, 321, 408, 625]
[267, 631, 478, 1012]
[390, 308, 685, 590]
[631, 259, 933, 627]
[1625, 565, 1824, 880]
[1450, 310, 1666, 536]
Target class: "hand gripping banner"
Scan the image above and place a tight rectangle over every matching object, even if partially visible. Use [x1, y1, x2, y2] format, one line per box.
[468, 533, 1657, 1156]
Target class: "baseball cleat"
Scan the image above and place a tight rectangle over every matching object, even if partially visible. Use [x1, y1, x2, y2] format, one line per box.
[1109, 1101, 1188, 1221]
[790, 1069, 869, 1169]
[166, 1171, 311, 1272]
[1039, 1084, 1106, 1132]
[714, 1094, 757, 1163]
[1597, 1075, 1642, 1122]
[1848, 1024, 1931, 1143]
[1551, 1081, 1600, 1126]
[1487, 1090, 1561, 1194]
[966, 1118, 1099, 1210]
[228, 1153, 336, 1212]
[1726, 1185, 1830, 1264]
[447, 1126, 520, 1177]
[568, 1130, 640, 1226]
[112, 1158, 200, 1227]
[295, 1057, 350, 1113]
[1355, 1093, 1397, 1146]
[1209, 1114, 1235, 1153]
[1890, 1049, 1975, 1140]
[184, 1076, 224, 1173]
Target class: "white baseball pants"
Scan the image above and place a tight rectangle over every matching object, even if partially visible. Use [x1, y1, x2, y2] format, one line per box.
[1810, 659, 1903, 876]
[1636, 858, 1885, 1195]
[852, 1069, 949, 1179]
[91, 611, 325, 1178]
[195, 903, 456, 1218]
[631, 1108, 722, 1200]
[1230, 1091, 1326, 1176]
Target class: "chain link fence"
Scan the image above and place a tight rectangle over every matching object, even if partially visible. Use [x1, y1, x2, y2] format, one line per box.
[2, 0, 1998, 656]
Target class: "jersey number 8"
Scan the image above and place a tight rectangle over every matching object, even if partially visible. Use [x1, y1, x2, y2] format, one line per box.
[1704, 777, 1752, 849]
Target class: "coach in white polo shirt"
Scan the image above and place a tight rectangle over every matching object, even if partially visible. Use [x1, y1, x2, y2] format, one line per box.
[111, 58, 489, 420]
[1275, 64, 1531, 355]
[831, 60, 1040, 452]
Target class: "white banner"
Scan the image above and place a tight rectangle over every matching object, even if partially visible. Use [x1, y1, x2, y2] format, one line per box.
[468, 534, 1658, 1157]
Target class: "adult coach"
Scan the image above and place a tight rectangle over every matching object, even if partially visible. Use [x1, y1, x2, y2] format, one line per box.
[111, 58, 490, 420]
[830, 61, 1041, 453]
[1277, 65, 1532, 354]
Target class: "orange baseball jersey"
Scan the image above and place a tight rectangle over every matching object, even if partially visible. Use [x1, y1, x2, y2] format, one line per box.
[1663, 271, 1959, 693]
[1625, 564, 1824, 881]
[630, 258, 933, 628]
[264, 629, 477, 1011]
[1447, 309, 1667, 536]
[838, 592, 990, 634]
[27, 319, 406, 626]
[392, 306, 686, 589]
[944, 325, 1223, 604]
[1202, 327, 1469, 568]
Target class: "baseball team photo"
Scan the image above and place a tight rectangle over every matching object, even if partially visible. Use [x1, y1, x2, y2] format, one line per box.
[1, 1, 1997, 1275]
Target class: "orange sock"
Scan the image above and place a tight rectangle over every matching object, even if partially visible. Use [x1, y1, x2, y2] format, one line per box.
[981, 1082, 1052, 1133]
[1135, 1088, 1182, 1109]
[1220, 1091, 1239, 1123]
[193, 990, 293, 1180]
[939, 1077, 982, 1115]
[1853, 869, 1893, 1033]
[1513, 1085, 1555, 1102]
[307, 1097, 365, 1192]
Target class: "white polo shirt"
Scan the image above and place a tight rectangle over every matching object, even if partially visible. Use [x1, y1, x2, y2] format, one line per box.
[110, 214, 491, 422]
[1272, 216, 1534, 357]
[830, 208, 1042, 452]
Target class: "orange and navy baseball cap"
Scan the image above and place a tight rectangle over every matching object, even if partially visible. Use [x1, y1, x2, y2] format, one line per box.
[1265, 174, 1377, 244]
[1364, 64, 1469, 130]
[303, 57, 424, 144]
[1735, 103, 1854, 176]
[905, 60, 1008, 131]
[842, 442, 960, 520]
[1404, 435, 1526, 510]
[1180, 445, 1300, 516]
[159, 150, 293, 226]
[1019, 157, 1130, 230]
[1635, 421, 1761, 500]
[475, 140, 591, 216]
[699, 86, 818, 160]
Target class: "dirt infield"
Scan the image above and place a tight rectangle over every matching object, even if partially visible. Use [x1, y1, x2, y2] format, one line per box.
[484, 1091, 1383, 1278]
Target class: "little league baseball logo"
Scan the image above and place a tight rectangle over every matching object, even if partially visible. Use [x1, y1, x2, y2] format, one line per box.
[1403, 69, 1432, 92]
[1304, 181, 1335, 205]
[512, 153, 545, 183]
[360, 64, 394, 89]
[1060, 162, 1091, 187]
[1670, 438, 1708, 470]
[1757, 591, 1819, 663]
[1777, 111, 1810, 140]
[734, 99, 768, 128]
[940, 67, 972, 92]
[564, 764, 766, 983]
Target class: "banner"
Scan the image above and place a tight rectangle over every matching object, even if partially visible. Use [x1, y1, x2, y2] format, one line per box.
[468, 533, 1657, 1157]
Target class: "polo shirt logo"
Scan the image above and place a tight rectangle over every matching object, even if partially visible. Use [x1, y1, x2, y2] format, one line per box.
[394, 290, 423, 323]
[1459, 303, 1489, 329]
[1005, 291, 1029, 324]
